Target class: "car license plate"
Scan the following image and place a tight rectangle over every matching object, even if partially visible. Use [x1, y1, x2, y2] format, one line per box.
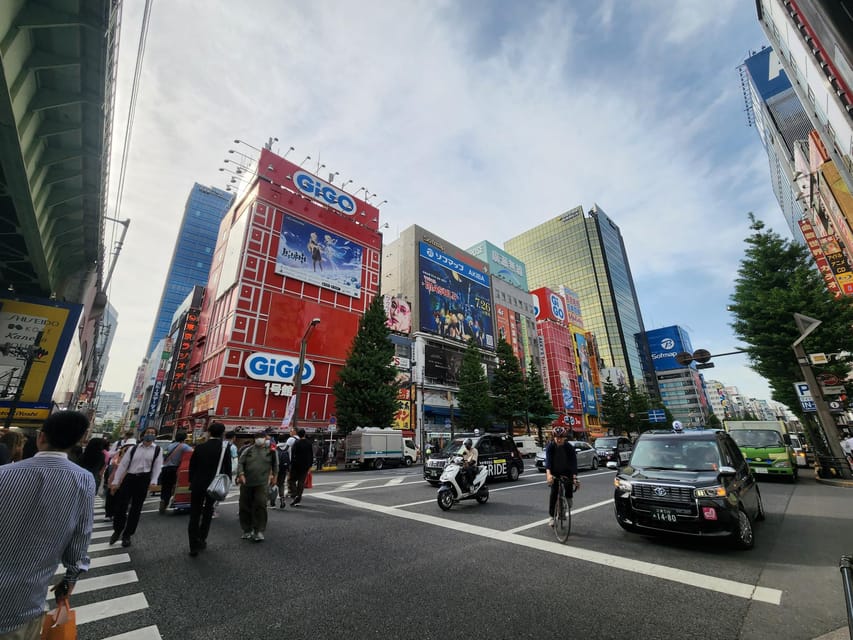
[754, 468, 768, 474]
[652, 508, 677, 523]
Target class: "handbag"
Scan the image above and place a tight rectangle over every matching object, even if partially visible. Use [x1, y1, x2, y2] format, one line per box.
[206, 444, 232, 501]
[304, 469, 313, 489]
[41, 602, 76, 640]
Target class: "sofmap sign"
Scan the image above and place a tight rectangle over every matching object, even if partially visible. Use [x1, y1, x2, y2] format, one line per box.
[244, 352, 316, 384]
[646, 325, 691, 371]
[292, 170, 357, 216]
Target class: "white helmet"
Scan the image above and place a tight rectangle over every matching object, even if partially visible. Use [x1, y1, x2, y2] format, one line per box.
[672, 420, 683, 432]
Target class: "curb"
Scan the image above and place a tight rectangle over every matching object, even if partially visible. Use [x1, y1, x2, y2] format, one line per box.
[815, 477, 853, 488]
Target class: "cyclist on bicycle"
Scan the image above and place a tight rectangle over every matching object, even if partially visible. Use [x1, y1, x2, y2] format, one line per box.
[545, 427, 579, 527]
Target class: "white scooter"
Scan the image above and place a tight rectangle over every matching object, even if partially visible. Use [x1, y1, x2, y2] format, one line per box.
[437, 456, 490, 511]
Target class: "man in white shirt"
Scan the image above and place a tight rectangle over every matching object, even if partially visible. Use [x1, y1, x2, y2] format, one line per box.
[841, 434, 853, 464]
[110, 426, 163, 548]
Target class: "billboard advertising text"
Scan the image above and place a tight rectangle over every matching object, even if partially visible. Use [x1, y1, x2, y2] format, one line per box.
[799, 219, 843, 297]
[469, 242, 528, 290]
[575, 332, 597, 416]
[646, 325, 689, 371]
[0, 297, 81, 407]
[744, 47, 791, 102]
[559, 286, 583, 328]
[419, 242, 494, 348]
[531, 287, 567, 326]
[275, 213, 364, 298]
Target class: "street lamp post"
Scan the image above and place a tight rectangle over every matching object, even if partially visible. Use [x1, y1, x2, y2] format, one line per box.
[291, 318, 320, 430]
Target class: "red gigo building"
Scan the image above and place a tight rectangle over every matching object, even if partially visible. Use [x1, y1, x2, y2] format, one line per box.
[177, 147, 382, 435]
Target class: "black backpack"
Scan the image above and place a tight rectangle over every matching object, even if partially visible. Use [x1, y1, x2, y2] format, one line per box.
[277, 446, 290, 469]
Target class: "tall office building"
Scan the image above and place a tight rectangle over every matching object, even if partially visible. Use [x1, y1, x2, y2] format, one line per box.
[505, 204, 657, 396]
[146, 184, 233, 357]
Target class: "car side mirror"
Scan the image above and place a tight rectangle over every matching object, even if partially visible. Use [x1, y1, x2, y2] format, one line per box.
[718, 465, 737, 476]
[782, 434, 791, 446]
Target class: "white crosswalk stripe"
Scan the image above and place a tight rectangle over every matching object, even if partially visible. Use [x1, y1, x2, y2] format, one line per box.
[102, 626, 163, 640]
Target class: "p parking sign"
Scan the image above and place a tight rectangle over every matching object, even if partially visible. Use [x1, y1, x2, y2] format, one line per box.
[793, 382, 817, 412]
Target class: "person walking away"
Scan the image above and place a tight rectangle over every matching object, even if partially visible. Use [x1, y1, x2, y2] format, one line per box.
[0, 411, 94, 640]
[274, 441, 290, 509]
[288, 429, 314, 506]
[104, 439, 136, 520]
[236, 431, 277, 541]
[544, 427, 579, 528]
[187, 422, 231, 556]
[109, 427, 163, 547]
[159, 432, 192, 513]
[77, 437, 108, 494]
[313, 438, 323, 470]
[0, 431, 24, 463]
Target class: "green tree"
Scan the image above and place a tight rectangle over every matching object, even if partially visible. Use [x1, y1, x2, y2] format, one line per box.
[491, 337, 526, 434]
[729, 215, 853, 413]
[706, 413, 722, 429]
[524, 359, 555, 446]
[333, 295, 399, 436]
[628, 385, 651, 434]
[599, 380, 629, 433]
[456, 339, 491, 432]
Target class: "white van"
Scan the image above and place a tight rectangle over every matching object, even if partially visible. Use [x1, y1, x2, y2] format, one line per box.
[513, 435, 541, 458]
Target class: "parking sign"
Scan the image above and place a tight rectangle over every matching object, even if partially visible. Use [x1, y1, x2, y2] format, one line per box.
[793, 382, 817, 412]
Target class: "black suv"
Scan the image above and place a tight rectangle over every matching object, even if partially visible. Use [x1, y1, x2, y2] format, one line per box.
[613, 430, 764, 549]
[424, 433, 524, 485]
[594, 436, 633, 467]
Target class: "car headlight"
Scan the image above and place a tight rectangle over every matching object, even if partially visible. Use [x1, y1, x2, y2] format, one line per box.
[694, 486, 727, 498]
[614, 477, 632, 492]
[772, 459, 791, 468]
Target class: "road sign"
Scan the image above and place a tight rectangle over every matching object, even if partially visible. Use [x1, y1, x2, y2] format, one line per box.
[793, 381, 817, 413]
[647, 409, 666, 423]
[827, 400, 846, 414]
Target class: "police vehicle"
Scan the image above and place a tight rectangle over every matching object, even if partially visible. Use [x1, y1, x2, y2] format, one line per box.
[423, 433, 524, 485]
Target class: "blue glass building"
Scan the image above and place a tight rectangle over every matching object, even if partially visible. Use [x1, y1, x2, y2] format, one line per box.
[146, 184, 233, 357]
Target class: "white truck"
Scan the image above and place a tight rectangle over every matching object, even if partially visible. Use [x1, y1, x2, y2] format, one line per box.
[345, 427, 418, 470]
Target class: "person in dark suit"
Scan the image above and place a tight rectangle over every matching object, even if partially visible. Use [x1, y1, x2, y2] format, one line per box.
[288, 429, 315, 506]
[187, 421, 231, 556]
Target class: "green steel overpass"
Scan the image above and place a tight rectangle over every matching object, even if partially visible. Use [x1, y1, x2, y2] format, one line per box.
[0, 0, 119, 304]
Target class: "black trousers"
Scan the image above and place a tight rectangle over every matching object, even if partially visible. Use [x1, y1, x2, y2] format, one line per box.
[548, 476, 574, 517]
[158, 466, 179, 507]
[188, 487, 216, 550]
[113, 473, 151, 539]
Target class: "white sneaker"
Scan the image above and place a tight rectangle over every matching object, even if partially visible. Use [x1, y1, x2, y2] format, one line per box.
[548, 518, 555, 527]
[241, 531, 253, 540]
[252, 531, 265, 542]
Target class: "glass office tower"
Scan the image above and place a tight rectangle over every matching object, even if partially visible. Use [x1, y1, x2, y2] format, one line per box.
[505, 204, 657, 396]
[146, 184, 233, 357]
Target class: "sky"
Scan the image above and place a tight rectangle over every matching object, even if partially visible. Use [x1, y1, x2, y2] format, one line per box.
[101, 0, 788, 405]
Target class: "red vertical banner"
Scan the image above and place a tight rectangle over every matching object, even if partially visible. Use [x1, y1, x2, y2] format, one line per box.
[799, 220, 842, 297]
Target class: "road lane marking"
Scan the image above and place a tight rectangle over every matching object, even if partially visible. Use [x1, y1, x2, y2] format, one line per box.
[103, 626, 162, 640]
[55, 554, 131, 575]
[75, 593, 149, 625]
[87, 541, 127, 554]
[48, 571, 138, 601]
[504, 499, 614, 534]
[317, 492, 783, 605]
[384, 477, 406, 486]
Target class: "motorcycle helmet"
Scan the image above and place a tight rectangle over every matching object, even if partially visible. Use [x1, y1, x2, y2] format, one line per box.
[552, 427, 568, 438]
[463, 438, 473, 448]
[672, 420, 684, 432]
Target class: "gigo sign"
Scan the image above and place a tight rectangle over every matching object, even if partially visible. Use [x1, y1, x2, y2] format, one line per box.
[244, 352, 316, 384]
[292, 170, 357, 216]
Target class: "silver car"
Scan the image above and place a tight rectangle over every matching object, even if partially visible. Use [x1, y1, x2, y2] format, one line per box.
[536, 441, 599, 472]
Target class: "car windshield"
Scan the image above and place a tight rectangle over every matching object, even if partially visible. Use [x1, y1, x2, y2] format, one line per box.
[729, 429, 784, 448]
[439, 439, 469, 456]
[630, 438, 720, 471]
[595, 438, 618, 449]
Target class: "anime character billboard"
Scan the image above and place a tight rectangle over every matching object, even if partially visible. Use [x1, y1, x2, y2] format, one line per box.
[418, 242, 493, 349]
[275, 213, 364, 298]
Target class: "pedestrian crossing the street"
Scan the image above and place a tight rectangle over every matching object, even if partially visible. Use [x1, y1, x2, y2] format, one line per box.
[52, 496, 163, 640]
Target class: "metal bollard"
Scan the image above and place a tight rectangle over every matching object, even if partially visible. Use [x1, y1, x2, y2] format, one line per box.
[841, 555, 853, 639]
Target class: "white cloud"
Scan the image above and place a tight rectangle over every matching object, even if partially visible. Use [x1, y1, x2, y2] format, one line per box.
[103, 1, 777, 403]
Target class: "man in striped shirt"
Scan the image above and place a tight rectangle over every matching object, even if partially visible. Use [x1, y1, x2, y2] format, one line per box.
[0, 411, 94, 640]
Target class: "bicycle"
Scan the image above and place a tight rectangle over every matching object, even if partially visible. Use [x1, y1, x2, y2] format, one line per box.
[553, 475, 578, 543]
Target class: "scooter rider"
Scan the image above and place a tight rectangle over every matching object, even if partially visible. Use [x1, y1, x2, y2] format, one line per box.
[461, 438, 478, 492]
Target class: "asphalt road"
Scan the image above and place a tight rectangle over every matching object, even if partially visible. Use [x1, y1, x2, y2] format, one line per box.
[69, 461, 853, 640]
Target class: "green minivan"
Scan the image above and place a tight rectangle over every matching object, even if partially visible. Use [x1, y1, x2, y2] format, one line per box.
[728, 428, 798, 482]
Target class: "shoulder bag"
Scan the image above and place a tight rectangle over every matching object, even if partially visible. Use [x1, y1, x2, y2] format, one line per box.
[206, 443, 232, 501]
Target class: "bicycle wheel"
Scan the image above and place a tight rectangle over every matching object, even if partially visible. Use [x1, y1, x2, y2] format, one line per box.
[554, 483, 572, 543]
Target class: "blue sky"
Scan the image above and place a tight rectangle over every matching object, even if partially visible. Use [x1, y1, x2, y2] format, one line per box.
[103, 1, 787, 404]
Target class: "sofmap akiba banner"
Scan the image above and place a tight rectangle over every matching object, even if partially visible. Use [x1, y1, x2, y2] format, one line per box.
[418, 242, 494, 348]
[275, 213, 364, 298]
[0, 297, 81, 406]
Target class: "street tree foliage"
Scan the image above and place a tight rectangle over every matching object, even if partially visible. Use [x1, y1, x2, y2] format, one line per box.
[491, 337, 526, 433]
[729, 215, 853, 413]
[457, 339, 492, 431]
[706, 414, 722, 429]
[524, 359, 555, 445]
[600, 381, 659, 434]
[333, 295, 399, 436]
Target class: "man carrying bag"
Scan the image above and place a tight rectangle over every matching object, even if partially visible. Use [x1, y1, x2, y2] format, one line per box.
[187, 422, 232, 557]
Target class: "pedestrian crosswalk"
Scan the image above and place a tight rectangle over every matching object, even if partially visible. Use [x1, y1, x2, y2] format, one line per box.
[52, 496, 163, 640]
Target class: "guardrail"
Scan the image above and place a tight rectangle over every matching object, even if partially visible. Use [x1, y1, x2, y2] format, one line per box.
[841, 555, 853, 638]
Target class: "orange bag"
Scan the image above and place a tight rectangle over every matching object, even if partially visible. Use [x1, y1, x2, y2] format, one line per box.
[305, 470, 313, 489]
[41, 602, 76, 640]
